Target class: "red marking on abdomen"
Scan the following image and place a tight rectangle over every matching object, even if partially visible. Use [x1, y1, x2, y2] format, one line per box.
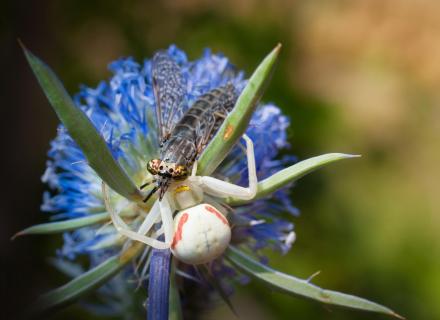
[171, 213, 189, 249]
[205, 205, 229, 225]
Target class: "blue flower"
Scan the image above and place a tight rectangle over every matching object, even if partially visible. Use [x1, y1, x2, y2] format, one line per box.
[41, 46, 296, 316]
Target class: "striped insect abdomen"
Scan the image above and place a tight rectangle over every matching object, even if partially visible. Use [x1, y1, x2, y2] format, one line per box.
[160, 84, 237, 168]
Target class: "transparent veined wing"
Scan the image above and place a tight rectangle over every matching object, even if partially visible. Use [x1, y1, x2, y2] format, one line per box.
[152, 51, 188, 143]
[192, 84, 238, 154]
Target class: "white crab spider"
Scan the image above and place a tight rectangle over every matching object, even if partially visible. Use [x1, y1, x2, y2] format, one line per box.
[103, 134, 257, 265]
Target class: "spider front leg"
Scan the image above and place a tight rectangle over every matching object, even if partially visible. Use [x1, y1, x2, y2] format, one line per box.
[102, 183, 169, 249]
[159, 195, 175, 245]
[199, 134, 257, 200]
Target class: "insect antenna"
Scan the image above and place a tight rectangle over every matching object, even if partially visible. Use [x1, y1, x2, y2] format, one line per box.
[143, 186, 158, 203]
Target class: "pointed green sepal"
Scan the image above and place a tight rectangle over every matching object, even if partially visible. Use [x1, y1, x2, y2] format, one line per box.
[229, 153, 359, 205]
[32, 243, 144, 315]
[197, 44, 282, 176]
[21, 42, 142, 202]
[225, 246, 404, 319]
[12, 213, 109, 239]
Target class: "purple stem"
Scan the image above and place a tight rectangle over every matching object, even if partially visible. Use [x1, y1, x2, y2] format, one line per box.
[147, 248, 171, 320]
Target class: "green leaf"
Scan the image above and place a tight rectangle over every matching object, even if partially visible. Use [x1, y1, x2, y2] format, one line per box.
[21, 43, 142, 202]
[169, 262, 183, 320]
[33, 243, 144, 315]
[229, 153, 359, 205]
[12, 213, 109, 238]
[225, 246, 404, 319]
[197, 44, 282, 176]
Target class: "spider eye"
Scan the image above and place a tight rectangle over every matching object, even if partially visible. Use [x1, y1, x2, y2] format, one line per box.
[159, 166, 164, 170]
[169, 168, 174, 173]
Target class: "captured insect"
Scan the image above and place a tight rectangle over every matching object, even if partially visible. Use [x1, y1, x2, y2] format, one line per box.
[104, 50, 258, 264]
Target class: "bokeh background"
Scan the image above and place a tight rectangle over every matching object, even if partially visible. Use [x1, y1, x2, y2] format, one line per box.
[2, 0, 439, 319]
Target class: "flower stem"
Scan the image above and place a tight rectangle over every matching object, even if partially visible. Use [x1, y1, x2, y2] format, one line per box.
[147, 248, 172, 320]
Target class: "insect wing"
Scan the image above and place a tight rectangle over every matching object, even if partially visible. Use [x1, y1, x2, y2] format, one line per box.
[152, 51, 188, 143]
[193, 84, 238, 154]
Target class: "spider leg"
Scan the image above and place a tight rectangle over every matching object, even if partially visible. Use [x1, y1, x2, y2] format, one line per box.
[102, 183, 169, 249]
[159, 195, 174, 245]
[191, 160, 198, 177]
[137, 200, 162, 235]
[199, 134, 257, 200]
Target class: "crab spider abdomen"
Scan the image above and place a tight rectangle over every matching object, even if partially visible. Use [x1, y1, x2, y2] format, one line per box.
[171, 204, 231, 265]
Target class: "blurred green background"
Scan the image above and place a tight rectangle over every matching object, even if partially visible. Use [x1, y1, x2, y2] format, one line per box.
[2, 1, 439, 319]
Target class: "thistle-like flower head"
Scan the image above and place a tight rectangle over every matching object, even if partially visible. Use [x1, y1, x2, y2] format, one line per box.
[41, 46, 295, 315]
[20, 44, 400, 319]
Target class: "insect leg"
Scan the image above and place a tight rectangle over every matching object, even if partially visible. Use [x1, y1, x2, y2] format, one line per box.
[140, 179, 156, 190]
[143, 186, 159, 202]
[199, 134, 257, 200]
[102, 183, 169, 249]
[213, 111, 227, 119]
